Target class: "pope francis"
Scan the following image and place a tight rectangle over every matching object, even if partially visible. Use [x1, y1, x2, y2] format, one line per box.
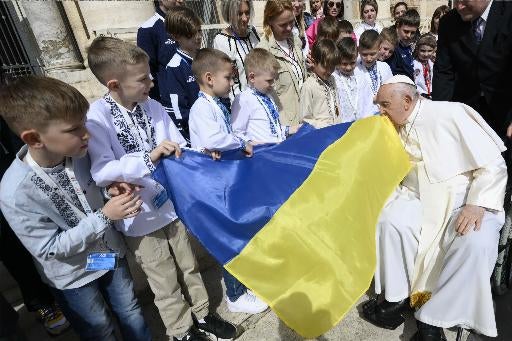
[362, 75, 507, 340]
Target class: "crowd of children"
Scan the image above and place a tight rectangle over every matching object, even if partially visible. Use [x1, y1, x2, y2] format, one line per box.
[0, 0, 449, 340]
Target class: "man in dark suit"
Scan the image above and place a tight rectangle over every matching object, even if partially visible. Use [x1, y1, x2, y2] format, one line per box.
[432, 0, 512, 138]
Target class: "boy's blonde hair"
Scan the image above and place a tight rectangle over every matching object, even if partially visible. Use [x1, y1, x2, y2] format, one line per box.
[244, 48, 280, 76]
[0, 76, 89, 135]
[379, 27, 398, 47]
[87, 36, 149, 85]
[165, 6, 202, 39]
[191, 48, 232, 85]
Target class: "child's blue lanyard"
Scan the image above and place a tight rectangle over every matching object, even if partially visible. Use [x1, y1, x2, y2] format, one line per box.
[198, 92, 233, 133]
[366, 63, 381, 95]
[252, 89, 282, 137]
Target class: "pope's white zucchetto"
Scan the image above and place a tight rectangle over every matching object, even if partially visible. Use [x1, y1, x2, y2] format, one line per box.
[382, 75, 416, 87]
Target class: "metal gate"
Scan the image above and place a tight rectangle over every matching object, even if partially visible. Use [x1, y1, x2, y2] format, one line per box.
[0, 1, 42, 79]
[185, 0, 223, 48]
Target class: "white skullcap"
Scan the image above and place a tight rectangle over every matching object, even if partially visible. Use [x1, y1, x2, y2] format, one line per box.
[382, 75, 416, 87]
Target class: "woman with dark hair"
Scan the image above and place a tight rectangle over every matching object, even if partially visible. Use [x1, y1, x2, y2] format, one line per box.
[354, 0, 383, 43]
[322, 0, 344, 20]
[429, 5, 449, 40]
[392, 1, 408, 22]
[213, 0, 260, 101]
[306, 0, 344, 46]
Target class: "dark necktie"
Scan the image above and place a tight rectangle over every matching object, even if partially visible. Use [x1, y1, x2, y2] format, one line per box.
[473, 17, 484, 44]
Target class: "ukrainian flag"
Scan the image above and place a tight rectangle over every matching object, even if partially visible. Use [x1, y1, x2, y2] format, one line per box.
[153, 115, 410, 338]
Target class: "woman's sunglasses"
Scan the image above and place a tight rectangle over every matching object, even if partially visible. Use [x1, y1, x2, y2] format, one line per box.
[327, 1, 342, 9]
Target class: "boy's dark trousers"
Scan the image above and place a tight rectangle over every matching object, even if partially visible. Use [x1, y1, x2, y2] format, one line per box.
[0, 292, 19, 339]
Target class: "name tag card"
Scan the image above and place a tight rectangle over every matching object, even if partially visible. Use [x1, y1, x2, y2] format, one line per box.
[85, 252, 118, 271]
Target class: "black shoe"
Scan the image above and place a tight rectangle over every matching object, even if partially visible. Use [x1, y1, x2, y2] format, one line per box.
[173, 326, 210, 341]
[195, 313, 237, 340]
[362, 297, 411, 330]
[411, 321, 446, 341]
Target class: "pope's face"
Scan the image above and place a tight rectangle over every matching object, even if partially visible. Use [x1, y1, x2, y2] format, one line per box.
[375, 84, 412, 126]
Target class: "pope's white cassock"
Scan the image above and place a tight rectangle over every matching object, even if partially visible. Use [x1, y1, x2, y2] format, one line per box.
[374, 94, 507, 336]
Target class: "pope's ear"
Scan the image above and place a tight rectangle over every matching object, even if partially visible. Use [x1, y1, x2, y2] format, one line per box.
[403, 93, 413, 104]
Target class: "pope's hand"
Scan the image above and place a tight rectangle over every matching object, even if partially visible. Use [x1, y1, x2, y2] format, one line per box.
[455, 204, 485, 235]
[507, 122, 512, 139]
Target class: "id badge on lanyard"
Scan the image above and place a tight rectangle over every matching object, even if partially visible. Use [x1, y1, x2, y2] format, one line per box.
[86, 252, 118, 271]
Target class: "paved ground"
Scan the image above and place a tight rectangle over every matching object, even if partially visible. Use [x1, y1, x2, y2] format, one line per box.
[5, 258, 512, 341]
[3, 238, 512, 341]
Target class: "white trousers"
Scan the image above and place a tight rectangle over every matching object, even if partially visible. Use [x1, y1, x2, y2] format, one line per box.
[374, 192, 504, 337]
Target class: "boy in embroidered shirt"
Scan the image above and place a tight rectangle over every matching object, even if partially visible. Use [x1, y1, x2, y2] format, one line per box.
[189, 48, 268, 315]
[386, 9, 420, 80]
[301, 39, 341, 128]
[232, 48, 300, 144]
[189, 48, 253, 157]
[413, 33, 436, 99]
[85, 37, 237, 341]
[333, 37, 375, 123]
[378, 27, 398, 62]
[0, 76, 150, 341]
[356, 29, 393, 107]
[159, 6, 202, 141]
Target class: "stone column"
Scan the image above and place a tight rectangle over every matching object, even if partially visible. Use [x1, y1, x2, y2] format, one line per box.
[377, 0, 393, 26]
[20, 1, 83, 73]
[344, 0, 360, 23]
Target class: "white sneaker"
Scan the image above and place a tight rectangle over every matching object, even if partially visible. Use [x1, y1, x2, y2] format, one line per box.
[226, 292, 268, 314]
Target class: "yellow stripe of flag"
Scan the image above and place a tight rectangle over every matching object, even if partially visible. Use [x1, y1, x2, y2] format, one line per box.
[226, 116, 411, 338]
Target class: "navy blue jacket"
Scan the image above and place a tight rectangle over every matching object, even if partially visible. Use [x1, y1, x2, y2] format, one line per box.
[137, 7, 177, 102]
[386, 42, 414, 81]
[158, 49, 199, 140]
